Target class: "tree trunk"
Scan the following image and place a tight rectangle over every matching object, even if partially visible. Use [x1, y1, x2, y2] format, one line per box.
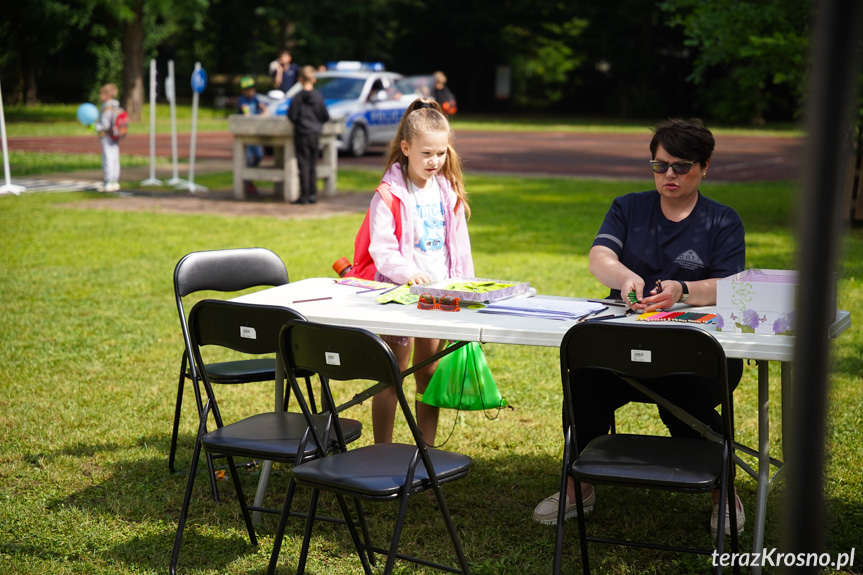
[121, 2, 145, 122]
[22, 50, 38, 106]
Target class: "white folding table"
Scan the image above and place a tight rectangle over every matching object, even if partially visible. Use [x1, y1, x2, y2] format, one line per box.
[233, 278, 851, 572]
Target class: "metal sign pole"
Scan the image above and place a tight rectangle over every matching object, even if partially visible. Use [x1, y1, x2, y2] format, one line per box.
[178, 62, 207, 193]
[165, 60, 186, 186]
[0, 73, 25, 196]
[141, 59, 162, 186]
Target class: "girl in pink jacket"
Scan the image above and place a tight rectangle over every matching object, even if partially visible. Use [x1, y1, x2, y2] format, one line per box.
[369, 99, 474, 446]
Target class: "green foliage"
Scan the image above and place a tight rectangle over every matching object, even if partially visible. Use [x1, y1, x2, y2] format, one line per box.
[502, 16, 588, 107]
[0, 168, 861, 574]
[659, 0, 812, 124]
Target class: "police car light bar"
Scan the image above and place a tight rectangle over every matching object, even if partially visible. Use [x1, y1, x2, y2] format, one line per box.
[327, 61, 386, 71]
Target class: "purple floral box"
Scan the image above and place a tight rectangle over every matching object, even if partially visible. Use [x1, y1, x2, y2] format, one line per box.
[716, 269, 797, 335]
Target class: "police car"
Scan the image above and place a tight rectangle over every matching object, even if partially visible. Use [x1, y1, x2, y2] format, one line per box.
[269, 62, 427, 156]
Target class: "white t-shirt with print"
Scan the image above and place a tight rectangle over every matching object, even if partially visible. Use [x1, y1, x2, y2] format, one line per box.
[409, 177, 449, 282]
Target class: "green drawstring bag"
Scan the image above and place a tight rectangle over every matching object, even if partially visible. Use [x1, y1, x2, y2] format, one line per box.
[418, 342, 508, 411]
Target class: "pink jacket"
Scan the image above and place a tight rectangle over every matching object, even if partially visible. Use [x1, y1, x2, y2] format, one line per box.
[369, 164, 474, 285]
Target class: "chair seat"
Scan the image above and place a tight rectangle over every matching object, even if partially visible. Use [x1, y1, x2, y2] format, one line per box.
[292, 443, 472, 498]
[196, 358, 276, 384]
[202, 412, 362, 461]
[572, 434, 723, 491]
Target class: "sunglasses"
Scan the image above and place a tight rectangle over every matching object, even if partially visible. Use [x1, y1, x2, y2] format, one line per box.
[417, 293, 460, 312]
[649, 160, 695, 175]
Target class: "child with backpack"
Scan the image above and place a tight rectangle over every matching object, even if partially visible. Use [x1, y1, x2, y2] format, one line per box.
[92, 83, 125, 192]
[367, 98, 474, 446]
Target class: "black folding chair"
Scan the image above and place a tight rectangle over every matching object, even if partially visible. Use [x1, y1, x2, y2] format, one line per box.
[170, 247, 289, 499]
[270, 319, 473, 575]
[553, 322, 740, 575]
[169, 300, 364, 575]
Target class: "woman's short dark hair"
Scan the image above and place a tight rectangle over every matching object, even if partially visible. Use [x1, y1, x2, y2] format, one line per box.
[649, 118, 715, 166]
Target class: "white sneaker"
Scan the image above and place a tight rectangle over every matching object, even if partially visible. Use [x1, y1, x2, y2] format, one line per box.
[105, 182, 120, 192]
[711, 492, 745, 536]
[533, 487, 595, 525]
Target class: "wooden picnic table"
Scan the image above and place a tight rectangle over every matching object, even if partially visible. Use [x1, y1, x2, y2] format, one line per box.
[228, 115, 342, 202]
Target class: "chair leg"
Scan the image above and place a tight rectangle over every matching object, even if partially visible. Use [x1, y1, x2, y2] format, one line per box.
[553, 434, 573, 575]
[169, 360, 187, 473]
[353, 497, 376, 567]
[335, 494, 374, 575]
[382, 489, 412, 575]
[170, 421, 205, 575]
[295, 488, 321, 575]
[574, 477, 590, 575]
[267, 477, 299, 575]
[429, 484, 471, 575]
[223, 453, 258, 545]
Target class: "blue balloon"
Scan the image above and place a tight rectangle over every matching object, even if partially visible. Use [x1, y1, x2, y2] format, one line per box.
[76, 103, 99, 126]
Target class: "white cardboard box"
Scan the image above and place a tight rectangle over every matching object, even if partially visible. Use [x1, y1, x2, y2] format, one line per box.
[716, 269, 798, 335]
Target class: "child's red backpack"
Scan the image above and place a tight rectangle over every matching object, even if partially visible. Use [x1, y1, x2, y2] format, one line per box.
[110, 107, 129, 141]
[347, 182, 402, 280]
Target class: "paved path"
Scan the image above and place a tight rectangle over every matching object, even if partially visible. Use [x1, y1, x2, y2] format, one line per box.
[8, 129, 803, 183]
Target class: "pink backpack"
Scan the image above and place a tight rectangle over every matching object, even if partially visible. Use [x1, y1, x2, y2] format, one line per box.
[348, 183, 402, 280]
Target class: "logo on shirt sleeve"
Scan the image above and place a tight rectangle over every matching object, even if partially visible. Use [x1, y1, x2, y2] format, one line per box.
[674, 249, 705, 270]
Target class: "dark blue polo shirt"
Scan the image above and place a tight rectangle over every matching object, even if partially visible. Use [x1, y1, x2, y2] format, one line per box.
[592, 190, 745, 299]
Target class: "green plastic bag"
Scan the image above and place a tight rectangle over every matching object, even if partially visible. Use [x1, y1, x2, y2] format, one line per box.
[418, 342, 508, 411]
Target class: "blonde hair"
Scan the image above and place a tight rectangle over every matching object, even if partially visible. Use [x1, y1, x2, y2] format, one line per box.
[384, 98, 469, 218]
[299, 65, 316, 83]
[100, 83, 118, 99]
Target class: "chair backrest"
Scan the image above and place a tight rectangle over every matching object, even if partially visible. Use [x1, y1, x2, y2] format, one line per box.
[281, 320, 402, 386]
[279, 319, 413, 453]
[174, 248, 289, 298]
[173, 248, 289, 379]
[561, 322, 732, 437]
[562, 322, 726, 381]
[187, 299, 306, 425]
[190, 299, 305, 358]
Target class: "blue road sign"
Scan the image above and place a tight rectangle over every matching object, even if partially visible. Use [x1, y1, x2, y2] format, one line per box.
[191, 68, 208, 94]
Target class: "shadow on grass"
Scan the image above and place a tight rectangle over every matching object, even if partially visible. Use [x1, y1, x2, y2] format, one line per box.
[40, 432, 859, 574]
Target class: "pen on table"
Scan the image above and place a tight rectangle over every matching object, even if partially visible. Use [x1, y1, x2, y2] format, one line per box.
[291, 296, 333, 304]
[354, 286, 389, 294]
[582, 314, 620, 322]
[588, 306, 609, 317]
[378, 285, 402, 296]
[587, 299, 627, 307]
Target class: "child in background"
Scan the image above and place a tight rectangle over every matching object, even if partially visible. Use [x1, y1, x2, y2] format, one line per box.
[92, 83, 121, 192]
[237, 76, 269, 195]
[368, 98, 474, 446]
[287, 66, 330, 205]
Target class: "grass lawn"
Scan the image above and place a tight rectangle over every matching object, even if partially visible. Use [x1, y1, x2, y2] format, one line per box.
[0, 165, 860, 574]
[3, 103, 804, 139]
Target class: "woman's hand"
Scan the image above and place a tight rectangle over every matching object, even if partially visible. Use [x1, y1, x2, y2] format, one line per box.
[619, 273, 647, 310]
[640, 279, 682, 312]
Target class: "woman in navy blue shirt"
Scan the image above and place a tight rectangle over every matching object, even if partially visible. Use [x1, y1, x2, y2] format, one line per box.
[534, 118, 746, 537]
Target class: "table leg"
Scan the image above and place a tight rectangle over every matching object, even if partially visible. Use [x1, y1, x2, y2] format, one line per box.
[233, 138, 244, 200]
[252, 355, 285, 525]
[751, 360, 770, 575]
[781, 363, 791, 462]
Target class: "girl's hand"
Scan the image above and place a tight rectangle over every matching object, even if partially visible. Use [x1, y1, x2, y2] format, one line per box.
[407, 273, 432, 286]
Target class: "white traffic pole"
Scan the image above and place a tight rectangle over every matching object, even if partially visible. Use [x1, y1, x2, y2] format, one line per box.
[179, 62, 207, 193]
[165, 60, 186, 186]
[140, 59, 162, 186]
[0, 74, 24, 196]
